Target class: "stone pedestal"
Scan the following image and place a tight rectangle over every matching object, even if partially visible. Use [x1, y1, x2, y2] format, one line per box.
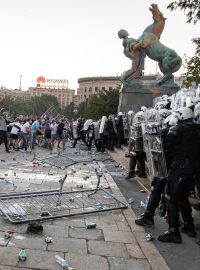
[118, 78, 180, 112]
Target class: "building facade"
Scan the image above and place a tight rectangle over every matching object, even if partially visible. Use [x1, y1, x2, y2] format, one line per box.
[28, 87, 75, 108]
[0, 87, 30, 101]
[76, 76, 122, 105]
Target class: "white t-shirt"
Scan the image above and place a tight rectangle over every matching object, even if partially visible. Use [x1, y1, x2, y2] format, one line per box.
[10, 122, 22, 135]
[50, 123, 58, 135]
[21, 122, 31, 134]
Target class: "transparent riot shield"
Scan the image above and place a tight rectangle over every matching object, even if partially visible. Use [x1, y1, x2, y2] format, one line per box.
[130, 123, 143, 151]
[123, 117, 129, 139]
[143, 122, 167, 180]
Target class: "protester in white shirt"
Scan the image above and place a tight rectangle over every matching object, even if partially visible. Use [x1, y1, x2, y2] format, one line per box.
[9, 119, 22, 150]
[50, 119, 58, 149]
[20, 119, 31, 152]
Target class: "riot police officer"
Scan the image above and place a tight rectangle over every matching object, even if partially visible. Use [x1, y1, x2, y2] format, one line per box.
[126, 111, 146, 179]
[158, 107, 200, 243]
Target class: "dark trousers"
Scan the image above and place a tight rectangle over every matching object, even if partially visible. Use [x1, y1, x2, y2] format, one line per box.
[129, 151, 146, 174]
[0, 130, 9, 151]
[145, 177, 166, 217]
[165, 167, 194, 230]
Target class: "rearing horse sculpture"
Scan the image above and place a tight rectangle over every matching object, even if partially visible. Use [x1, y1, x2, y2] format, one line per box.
[118, 4, 182, 85]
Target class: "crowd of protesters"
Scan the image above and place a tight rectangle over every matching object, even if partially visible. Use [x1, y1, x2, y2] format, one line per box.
[0, 112, 73, 152]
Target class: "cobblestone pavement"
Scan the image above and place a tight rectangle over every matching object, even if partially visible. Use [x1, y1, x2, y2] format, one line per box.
[0, 143, 169, 270]
[108, 147, 200, 270]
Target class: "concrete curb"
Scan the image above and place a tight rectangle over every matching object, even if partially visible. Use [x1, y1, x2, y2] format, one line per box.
[99, 161, 170, 270]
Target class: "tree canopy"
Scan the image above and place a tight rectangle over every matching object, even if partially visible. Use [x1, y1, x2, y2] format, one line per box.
[167, 0, 200, 24]
[182, 38, 200, 87]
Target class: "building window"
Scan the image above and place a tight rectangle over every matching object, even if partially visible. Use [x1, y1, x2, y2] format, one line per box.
[89, 87, 92, 92]
[85, 87, 87, 93]
[102, 87, 105, 91]
[109, 87, 113, 90]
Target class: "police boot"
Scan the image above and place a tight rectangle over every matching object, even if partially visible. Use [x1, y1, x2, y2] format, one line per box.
[125, 172, 135, 180]
[158, 229, 182, 243]
[135, 213, 154, 226]
[181, 222, 196, 237]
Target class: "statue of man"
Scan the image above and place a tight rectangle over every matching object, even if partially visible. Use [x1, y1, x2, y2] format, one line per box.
[118, 29, 146, 83]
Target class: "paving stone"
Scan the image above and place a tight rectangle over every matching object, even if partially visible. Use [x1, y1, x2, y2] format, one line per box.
[18, 249, 64, 270]
[85, 214, 118, 230]
[53, 217, 85, 227]
[48, 237, 87, 254]
[8, 234, 47, 250]
[134, 231, 170, 270]
[103, 230, 136, 243]
[0, 219, 27, 234]
[88, 240, 129, 258]
[69, 227, 103, 240]
[42, 224, 68, 237]
[116, 221, 131, 231]
[66, 252, 109, 270]
[108, 257, 151, 270]
[0, 266, 32, 270]
[126, 244, 145, 259]
[0, 246, 19, 266]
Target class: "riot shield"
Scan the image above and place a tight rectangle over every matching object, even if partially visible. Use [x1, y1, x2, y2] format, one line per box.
[99, 116, 107, 134]
[123, 116, 129, 139]
[130, 123, 143, 152]
[143, 122, 167, 180]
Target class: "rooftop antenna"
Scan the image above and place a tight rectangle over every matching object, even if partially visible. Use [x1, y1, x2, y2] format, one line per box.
[19, 74, 22, 90]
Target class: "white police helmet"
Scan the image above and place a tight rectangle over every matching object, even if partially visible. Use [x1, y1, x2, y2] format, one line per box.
[175, 107, 194, 120]
[118, 112, 123, 116]
[141, 106, 147, 112]
[158, 108, 171, 119]
[163, 115, 173, 127]
[133, 111, 145, 123]
[127, 110, 134, 115]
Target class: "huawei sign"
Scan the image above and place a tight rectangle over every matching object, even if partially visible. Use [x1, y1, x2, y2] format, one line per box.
[37, 76, 46, 83]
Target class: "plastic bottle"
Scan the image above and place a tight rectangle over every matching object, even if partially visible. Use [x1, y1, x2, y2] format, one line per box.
[19, 249, 27, 261]
[55, 255, 68, 269]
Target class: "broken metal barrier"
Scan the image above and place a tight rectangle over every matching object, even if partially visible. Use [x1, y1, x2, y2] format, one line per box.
[0, 188, 128, 224]
[38, 151, 111, 169]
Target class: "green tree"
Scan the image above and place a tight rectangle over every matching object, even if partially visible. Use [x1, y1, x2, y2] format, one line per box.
[31, 95, 60, 115]
[167, 0, 200, 24]
[63, 102, 75, 119]
[182, 38, 200, 87]
[84, 88, 120, 120]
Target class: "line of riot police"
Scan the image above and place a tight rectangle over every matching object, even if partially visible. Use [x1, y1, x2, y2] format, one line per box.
[127, 85, 200, 244]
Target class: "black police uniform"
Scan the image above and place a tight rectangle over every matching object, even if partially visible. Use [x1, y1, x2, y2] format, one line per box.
[158, 119, 200, 243]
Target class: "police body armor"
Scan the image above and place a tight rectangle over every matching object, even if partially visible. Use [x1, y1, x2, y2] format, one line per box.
[111, 115, 118, 134]
[143, 122, 167, 180]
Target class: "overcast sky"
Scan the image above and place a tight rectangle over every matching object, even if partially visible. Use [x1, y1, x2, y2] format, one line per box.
[0, 0, 199, 90]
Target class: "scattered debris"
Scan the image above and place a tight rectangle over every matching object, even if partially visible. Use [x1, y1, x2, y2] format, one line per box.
[27, 222, 43, 233]
[128, 197, 134, 204]
[95, 202, 103, 210]
[140, 196, 149, 209]
[4, 230, 13, 239]
[146, 233, 154, 241]
[45, 236, 53, 243]
[76, 184, 83, 188]
[86, 222, 96, 229]
[19, 249, 27, 261]
[139, 189, 146, 193]
[55, 255, 68, 269]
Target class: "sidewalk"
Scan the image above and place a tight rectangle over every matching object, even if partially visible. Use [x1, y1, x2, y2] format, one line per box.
[0, 145, 169, 270]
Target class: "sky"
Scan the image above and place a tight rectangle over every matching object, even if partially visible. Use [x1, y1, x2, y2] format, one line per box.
[0, 0, 199, 91]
